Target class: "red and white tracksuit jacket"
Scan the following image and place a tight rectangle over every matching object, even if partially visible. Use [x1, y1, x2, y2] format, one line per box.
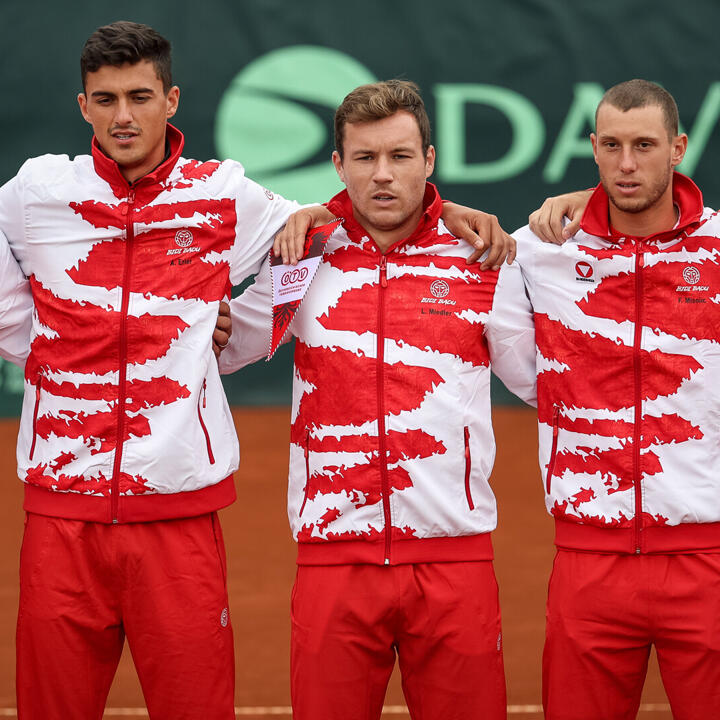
[514, 172, 720, 554]
[0, 124, 298, 523]
[221, 184, 537, 565]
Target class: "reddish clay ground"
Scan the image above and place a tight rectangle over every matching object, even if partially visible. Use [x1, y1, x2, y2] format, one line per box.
[0, 408, 672, 718]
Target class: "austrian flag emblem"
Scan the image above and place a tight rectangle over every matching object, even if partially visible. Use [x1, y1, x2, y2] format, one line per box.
[575, 261, 595, 283]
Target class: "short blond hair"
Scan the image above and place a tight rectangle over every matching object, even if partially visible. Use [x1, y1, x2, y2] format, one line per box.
[597, 79, 679, 138]
[334, 80, 431, 159]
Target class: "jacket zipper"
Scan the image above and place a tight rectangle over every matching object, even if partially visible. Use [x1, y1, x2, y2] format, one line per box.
[632, 242, 645, 553]
[197, 379, 216, 464]
[28, 374, 43, 461]
[463, 426, 474, 510]
[377, 255, 392, 565]
[299, 428, 311, 517]
[110, 188, 136, 523]
[546, 405, 560, 494]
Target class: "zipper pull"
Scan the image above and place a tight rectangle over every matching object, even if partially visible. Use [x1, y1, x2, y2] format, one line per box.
[552, 405, 560, 438]
[202, 379, 207, 408]
[305, 429, 310, 459]
[636, 240, 645, 268]
[128, 189, 136, 205]
[464, 426, 470, 460]
[380, 255, 388, 288]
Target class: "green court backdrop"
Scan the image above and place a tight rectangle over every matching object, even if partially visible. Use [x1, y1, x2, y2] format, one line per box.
[1, 0, 719, 414]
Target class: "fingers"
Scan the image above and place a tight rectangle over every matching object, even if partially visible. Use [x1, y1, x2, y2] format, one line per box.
[213, 301, 232, 358]
[529, 198, 566, 245]
[273, 215, 309, 265]
[272, 206, 335, 265]
[562, 216, 581, 240]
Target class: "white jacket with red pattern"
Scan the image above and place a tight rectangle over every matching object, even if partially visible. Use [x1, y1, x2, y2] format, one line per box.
[221, 185, 537, 565]
[0, 124, 298, 523]
[515, 173, 720, 554]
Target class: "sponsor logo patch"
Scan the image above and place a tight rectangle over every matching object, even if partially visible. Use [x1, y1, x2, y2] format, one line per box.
[430, 279, 450, 298]
[175, 229, 194, 248]
[682, 266, 700, 285]
[575, 261, 595, 283]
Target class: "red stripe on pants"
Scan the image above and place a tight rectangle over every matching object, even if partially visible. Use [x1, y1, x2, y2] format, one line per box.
[291, 561, 506, 720]
[16, 512, 235, 720]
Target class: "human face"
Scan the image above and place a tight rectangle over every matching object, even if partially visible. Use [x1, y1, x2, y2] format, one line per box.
[332, 111, 435, 251]
[78, 60, 179, 184]
[591, 103, 687, 233]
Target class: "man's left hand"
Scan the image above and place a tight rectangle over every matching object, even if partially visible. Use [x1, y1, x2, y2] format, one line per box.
[441, 201, 515, 269]
[212, 301, 231, 359]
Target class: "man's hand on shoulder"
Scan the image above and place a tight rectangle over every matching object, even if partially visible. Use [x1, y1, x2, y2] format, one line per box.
[440, 201, 515, 270]
[528, 190, 593, 244]
[273, 206, 336, 265]
[212, 301, 232, 359]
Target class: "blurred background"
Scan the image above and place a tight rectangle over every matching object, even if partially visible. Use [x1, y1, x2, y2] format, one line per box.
[1, 0, 719, 413]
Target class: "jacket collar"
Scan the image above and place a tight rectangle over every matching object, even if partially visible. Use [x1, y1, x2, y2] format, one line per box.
[580, 171, 704, 243]
[90, 123, 185, 194]
[326, 182, 443, 252]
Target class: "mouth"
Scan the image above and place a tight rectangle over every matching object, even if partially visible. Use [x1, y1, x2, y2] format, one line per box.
[615, 181, 640, 194]
[372, 193, 397, 203]
[111, 129, 140, 144]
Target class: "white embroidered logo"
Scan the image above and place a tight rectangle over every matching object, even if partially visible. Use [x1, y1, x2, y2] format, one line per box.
[430, 279, 450, 298]
[175, 229, 194, 248]
[683, 266, 700, 285]
[220, 607, 229, 627]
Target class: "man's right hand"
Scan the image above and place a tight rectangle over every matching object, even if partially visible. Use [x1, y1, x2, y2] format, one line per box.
[528, 189, 593, 244]
[273, 206, 336, 265]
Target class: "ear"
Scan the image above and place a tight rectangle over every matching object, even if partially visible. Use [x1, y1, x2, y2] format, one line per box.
[590, 133, 599, 165]
[77, 93, 91, 124]
[671, 133, 688, 168]
[425, 145, 436, 179]
[166, 86, 180, 119]
[332, 150, 346, 184]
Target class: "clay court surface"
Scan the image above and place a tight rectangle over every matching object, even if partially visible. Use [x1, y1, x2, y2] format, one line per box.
[0, 407, 672, 718]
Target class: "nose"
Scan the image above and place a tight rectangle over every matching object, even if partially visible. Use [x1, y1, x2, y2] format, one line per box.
[618, 147, 637, 174]
[114, 98, 133, 126]
[372, 156, 393, 184]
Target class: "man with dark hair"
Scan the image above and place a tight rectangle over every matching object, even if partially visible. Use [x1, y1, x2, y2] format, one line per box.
[517, 79, 720, 719]
[0, 18, 306, 720]
[0, 21, 515, 720]
[220, 80, 537, 720]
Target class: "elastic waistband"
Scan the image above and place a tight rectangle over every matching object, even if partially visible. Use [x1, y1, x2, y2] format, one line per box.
[554, 519, 720, 554]
[23, 475, 236, 523]
[297, 532, 493, 566]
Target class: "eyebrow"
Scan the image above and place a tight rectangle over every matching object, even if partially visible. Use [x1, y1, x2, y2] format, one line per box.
[90, 87, 156, 98]
[351, 145, 417, 154]
[598, 133, 660, 142]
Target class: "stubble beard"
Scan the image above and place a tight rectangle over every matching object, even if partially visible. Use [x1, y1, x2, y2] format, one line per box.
[602, 161, 673, 215]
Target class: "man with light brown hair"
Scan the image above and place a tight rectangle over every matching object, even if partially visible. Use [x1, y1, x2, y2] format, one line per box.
[222, 79, 537, 720]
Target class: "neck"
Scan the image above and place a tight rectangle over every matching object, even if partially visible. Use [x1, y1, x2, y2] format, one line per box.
[608, 188, 677, 238]
[355, 207, 424, 255]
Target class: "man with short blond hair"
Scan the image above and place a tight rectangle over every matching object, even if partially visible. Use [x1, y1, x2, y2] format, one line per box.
[519, 79, 720, 719]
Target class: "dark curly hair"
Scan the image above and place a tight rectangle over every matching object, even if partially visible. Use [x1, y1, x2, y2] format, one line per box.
[80, 21, 172, 93]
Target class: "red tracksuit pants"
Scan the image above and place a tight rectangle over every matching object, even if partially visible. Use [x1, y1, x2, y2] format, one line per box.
[290, 561, 507, 720]
[543, 550, 720, 720]
[16, 512, 235, 720]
